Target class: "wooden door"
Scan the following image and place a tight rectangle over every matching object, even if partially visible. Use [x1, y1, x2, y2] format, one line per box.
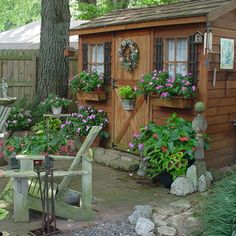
[112, 32, 151, 148]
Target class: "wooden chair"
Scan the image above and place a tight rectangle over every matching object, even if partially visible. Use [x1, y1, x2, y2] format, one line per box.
[0, 106, 11, 135]
[1, 125, 102, 222]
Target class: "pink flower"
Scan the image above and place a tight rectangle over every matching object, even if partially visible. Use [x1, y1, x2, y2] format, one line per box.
[166, 83, 173, 87]
[181, 87, 187, 91]
[192, 85, 196, 91]
[138, 143, 144, 151]
[128, 143, 134, 149]
[133, 132, 140, 138]
[160, 92, 169, 98]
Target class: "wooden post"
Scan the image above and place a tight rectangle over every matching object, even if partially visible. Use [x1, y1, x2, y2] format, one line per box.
[13, 159, 33, 222]
[81, 150, 93, 209]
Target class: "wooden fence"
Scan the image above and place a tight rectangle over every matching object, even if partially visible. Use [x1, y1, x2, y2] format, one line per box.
[0, 49, 78, 103]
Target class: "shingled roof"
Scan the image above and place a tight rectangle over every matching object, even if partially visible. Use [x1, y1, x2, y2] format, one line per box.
[70, 0, 235, 34]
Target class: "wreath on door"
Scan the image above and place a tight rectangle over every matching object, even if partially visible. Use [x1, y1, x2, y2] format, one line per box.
[118, 39, 139, 71]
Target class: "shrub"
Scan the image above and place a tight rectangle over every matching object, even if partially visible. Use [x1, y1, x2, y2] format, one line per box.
[194, 172, 236, 236]
[128, 113, 198, 179]
[118, 85, 136, 99]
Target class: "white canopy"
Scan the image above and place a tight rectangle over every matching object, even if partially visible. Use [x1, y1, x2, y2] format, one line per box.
[0, 20, 86, 50]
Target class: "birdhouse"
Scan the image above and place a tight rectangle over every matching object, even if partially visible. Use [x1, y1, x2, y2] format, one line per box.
[194, 31, 204, 44]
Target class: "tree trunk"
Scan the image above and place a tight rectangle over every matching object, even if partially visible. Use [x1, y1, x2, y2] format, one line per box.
[38, 0, 70, 100]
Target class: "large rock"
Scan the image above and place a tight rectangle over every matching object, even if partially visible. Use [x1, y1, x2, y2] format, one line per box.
[153, 213, 168, 226]
[157, 226, 177, 236]
[128, 205, 152, 225]
[110, 158, 139, 171]
[198, 175, 208, 192]
[169, 199, 191, 214]
[166, 214, 186, 235]
[186, 165, 198, 191]
[170, 177, 195, 196]
[154, 206, 175, 216]
[135, 217, 155, 236]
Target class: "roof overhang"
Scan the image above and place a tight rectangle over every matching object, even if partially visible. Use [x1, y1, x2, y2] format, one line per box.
[69, 15, 207, 36]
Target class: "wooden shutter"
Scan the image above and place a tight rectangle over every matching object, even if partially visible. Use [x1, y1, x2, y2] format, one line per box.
[153, 38, 163, 72]
[82, 43, 88, 71]
[104, 42, 112, 84]
[188, 35, 198, 84]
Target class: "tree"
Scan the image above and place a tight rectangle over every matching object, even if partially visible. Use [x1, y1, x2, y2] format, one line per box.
[37, 0, 70, 100]
[0, 0, 40, 31]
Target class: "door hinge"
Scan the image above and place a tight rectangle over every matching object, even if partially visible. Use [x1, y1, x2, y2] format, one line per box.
[111, 78, 117, 89]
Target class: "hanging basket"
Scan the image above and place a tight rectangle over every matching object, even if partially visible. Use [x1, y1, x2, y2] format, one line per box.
[76, 91, 107, 101]
[151, 96, 193, 109]
[121, 99, 135, 111]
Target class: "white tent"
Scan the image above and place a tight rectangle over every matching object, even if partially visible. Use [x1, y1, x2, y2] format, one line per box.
[0, 20, 86, 50]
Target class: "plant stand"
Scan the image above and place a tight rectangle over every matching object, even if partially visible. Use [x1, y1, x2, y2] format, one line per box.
[76, 91, 107, 101]
[151, 96, 193, 109]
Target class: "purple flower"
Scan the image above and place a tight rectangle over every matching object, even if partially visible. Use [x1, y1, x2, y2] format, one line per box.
[185, 81, 190, 86]
[128, 143, 134, 149]
[181, 87, 187, 91]
[160, 92, 169, 98]
[192, 85, 196, 91]
[60, 124, 65, 129]
[98, 109, 104, 113]
[77, 128, 81, 134]
[166, 83, 173, 87]
[156, 85, 164, 90]
[82, 119, 87, 123]
[140, 79, 144, 83]
[138, 143, 144, 151]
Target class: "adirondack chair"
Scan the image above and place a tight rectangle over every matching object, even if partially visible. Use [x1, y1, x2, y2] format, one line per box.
[0, 105, 11, 136]
[1, 125, 102, 222]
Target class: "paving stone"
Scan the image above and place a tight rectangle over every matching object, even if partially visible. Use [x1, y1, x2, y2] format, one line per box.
[110, 159, 139, 171]
[169, 199, 191, 214]
[135, 217, 155, 236]
[128, 205, 153, 225]
[153, 206, 175, 216]
[94, 153, 120, 166]
[92, 147, 105, 156]
[170, 177, 195, 196]
[152, 213, 168, 221]
[157, 226, 177, 236]
[121, 155, 134, 162]
[166, 214, 186, 235]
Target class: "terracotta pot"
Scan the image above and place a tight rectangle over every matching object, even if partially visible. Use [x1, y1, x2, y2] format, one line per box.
[92, 136, 102, 147]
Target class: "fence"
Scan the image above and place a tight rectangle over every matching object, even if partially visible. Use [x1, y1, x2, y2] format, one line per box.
[0, 49, 78, 103]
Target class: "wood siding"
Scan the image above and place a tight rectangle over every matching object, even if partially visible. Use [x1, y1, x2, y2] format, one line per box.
[206, 10, 236, 168]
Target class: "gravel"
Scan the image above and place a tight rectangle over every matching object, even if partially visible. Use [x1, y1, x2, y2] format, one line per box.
[57, 220, 137, 236]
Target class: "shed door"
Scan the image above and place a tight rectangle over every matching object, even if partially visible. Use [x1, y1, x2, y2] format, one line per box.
[112, 33, 151, 149]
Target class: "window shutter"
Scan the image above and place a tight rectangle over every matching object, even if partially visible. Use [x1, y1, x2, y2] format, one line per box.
[82, 43, 88, 71]
[104, 42, 112, 84]
[153, 38, 163, 72]
[188, 35, 198, 84]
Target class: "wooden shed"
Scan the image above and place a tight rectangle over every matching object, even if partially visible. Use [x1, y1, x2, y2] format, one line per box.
[69, 0, 236, 168]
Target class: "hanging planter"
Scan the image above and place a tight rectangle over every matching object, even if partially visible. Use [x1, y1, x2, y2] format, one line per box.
[76, 91, 107, 101]
[121, 99, 135, 111]
[151, 96, 193, 109]
[118, 85, 136, 111]
[51, 106, 62, 115]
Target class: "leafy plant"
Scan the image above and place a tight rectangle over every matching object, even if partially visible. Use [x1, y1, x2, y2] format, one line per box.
[194, 172, 236, 236]
[43, 93, 71, 108]
[137, 70, 196, 99]
[128, 113, 198, 179]
[118, 85, 136, 99]
[70, 71, 104, 94]
[60, 106, 109, 139]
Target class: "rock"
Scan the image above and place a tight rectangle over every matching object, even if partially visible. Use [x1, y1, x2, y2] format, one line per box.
[206, 171, 213, 188]
[157, 226, 177, 236]
[184, 216, 199, 228]
[154, 206, 175, 216]
[154, 218, 168, 227]
[128, 205, 153, 225]
[169, 199, 192, 214]
[153, 213, 168, 221]
[166, 214, 185, 235]
[110, 159, 139, 171]
[64, 190, 80, 205]
[135, 217, 155, 236]
[195, 160, 207, 178]
[198, 175, 207, 192]
[121, 155, 134, 162]
[186, 165, 198, 191]
[170, 177, 195, 196]
[92, 147, 105, 156]
[94, 153, 120, 166]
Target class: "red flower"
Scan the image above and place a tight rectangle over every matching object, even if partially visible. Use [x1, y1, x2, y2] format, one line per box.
[179, 137, 189, 142]
[161, 146, 168, 152]
[7, 145, 15, 152]
[153, 133, 158, 139]
[0, 152, 4, 158]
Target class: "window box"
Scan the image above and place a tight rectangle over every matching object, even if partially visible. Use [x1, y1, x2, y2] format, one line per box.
[151, 95, 193, 109]
[76, 91, 107, 101]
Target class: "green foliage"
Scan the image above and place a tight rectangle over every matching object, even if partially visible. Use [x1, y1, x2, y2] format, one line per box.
[194, 172, 236, 236]
[32, 118, 62, 135]
[129, 113, 198, 179]
[0, 208, 9, 220]
[137, 71, 196, 99]
[70, 71, 104, 94]
[43, 94, 71, 108]
[118, 85, 136, 99]
[0, 0, 40, 31]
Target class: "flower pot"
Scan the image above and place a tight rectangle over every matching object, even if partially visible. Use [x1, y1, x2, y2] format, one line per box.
[121, 99, 135, 111]
[152, 171, 173, 188]
[150, 96, 193, 109]
[92, 136, 102, 147]
[76, 91, 107, 101]
[51, 106, 62, 115]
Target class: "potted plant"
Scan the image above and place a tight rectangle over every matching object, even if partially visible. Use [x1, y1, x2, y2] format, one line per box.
[128, 113, 199, 188]
[70, 71, 106, 101]
[118, 85, 136, 110]
[136, 71, 196, 108]
[43, 94, 71, 115]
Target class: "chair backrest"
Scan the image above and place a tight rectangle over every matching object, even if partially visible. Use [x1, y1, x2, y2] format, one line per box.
[0, 106, 11, 132]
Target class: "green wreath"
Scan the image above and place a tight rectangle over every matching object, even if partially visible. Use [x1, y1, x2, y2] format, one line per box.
[118, 39, 139, 71]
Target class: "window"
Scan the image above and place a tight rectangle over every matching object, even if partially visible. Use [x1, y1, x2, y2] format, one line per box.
[164, 38, 188, 76]
[88, 44, 104, 74]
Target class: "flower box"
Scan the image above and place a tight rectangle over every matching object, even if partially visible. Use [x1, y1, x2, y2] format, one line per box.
[76, 91, 107, 101]
[151, 96, 193, 109]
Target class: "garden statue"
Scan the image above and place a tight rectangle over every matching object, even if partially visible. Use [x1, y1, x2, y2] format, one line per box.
[0, 78, 8, 98]
[192, 102, 207, 178]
